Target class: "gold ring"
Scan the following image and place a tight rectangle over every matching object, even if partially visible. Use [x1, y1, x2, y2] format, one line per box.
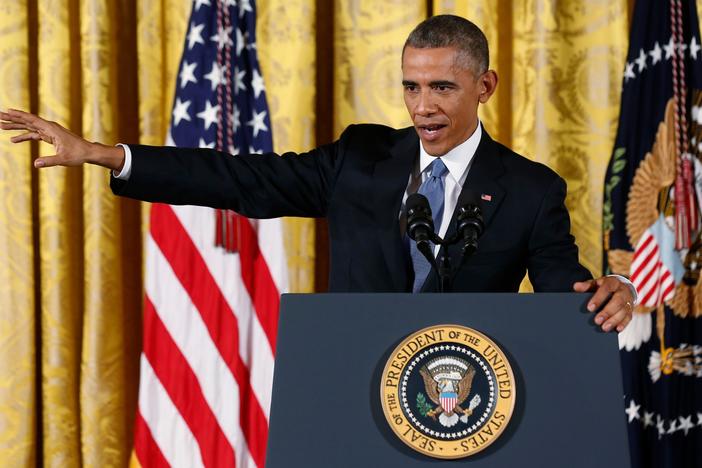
[625, 301, 633, 312]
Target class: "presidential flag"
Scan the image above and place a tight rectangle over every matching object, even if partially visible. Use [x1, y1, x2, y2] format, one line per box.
[133, 1, 286, 467]
[603, 0, 702, 466]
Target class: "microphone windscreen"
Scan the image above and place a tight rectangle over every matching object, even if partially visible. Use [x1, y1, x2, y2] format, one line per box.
[406, 192, 431, 215]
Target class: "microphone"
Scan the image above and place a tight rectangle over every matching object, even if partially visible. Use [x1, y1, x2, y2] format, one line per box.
[405, 193, 436, 265]
[456, 191, 484, 258]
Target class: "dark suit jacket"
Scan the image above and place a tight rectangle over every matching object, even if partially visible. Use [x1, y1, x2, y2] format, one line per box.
[111, 124, 592, 292]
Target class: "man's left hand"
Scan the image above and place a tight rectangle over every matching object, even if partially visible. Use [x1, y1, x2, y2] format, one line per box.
[573, 277, 634, 332]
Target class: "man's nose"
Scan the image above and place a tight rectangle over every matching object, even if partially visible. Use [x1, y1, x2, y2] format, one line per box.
[415, 90, 436, 116]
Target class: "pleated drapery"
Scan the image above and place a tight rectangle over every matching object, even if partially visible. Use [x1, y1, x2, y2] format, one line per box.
[3, 0, 694, 465]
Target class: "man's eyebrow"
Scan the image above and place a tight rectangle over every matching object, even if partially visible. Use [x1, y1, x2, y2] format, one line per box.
[428, 80, 456, 87]
[401, 80, 457, 87]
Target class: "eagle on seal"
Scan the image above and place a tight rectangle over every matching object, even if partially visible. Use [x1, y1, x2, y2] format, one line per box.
[419, 356, 481, 428]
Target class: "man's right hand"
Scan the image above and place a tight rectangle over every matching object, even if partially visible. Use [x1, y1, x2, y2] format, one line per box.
[0, 109, 125, 171]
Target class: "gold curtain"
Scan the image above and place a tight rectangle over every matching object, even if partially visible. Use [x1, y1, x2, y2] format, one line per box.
[0, 2, 36, 466]
[0, 0, 317, 465]
[258, 0, 317, 293]
[2, 0, 685, 465]
[0, 0, 147, 465]
[333, 0, 426, 134]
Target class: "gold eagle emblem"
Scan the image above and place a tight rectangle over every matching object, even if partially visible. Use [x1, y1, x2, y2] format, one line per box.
[608, 98, 702, 319]
[419, 356, 480, 428]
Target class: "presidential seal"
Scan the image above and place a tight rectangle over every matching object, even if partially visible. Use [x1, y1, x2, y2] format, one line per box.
[380, 324, 516, 459]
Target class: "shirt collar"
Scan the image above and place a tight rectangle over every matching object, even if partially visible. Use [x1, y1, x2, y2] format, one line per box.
[418, 121, 482, 182]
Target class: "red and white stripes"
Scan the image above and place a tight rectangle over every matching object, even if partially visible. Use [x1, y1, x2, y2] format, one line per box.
[134, 203, 286, 468]
[631, 231, 676, 307]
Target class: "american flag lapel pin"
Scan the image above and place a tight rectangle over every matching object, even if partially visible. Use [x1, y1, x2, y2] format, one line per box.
[481, 194, 492, 202]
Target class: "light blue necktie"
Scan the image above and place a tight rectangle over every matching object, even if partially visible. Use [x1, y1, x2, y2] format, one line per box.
[410, 158, 448, 292]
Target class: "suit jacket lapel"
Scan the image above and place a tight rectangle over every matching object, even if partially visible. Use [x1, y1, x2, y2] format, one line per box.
[373, 128, 417, 291]
[423, 130, 506, 291]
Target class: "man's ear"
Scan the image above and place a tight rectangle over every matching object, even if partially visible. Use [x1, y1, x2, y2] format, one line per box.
[479, 70, 498, 104]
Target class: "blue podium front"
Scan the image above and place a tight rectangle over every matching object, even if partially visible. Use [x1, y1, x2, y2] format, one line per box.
[266, 293, 630, 468]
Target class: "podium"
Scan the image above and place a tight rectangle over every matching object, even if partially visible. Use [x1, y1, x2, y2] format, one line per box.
[266, 293, 630, 467]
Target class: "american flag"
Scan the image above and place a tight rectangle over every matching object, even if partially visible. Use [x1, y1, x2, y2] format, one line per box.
[603, 0, 702, 466]
[630, 219, 679, 308]
[133, 1, 286, 467]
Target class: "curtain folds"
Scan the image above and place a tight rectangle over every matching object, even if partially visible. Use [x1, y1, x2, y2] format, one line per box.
[1, 0, 682, 465]
[0, 3, 36, 466]
[333, 0, 426, 134]
[258, 0, 317, 294]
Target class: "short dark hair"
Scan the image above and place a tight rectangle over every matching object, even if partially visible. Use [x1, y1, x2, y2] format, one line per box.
[403, 15, 489, 74]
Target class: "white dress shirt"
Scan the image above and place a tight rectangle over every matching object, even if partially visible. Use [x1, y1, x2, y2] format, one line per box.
[401, 122, 482, 255]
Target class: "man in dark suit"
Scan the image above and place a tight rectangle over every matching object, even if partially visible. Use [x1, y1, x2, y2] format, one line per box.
[0, 15, 635, 332]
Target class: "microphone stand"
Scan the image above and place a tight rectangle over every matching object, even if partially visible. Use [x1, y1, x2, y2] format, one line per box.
[423, 231, 474, 293]
[406, 193, 483, 293]
[438, 253, 452, 293]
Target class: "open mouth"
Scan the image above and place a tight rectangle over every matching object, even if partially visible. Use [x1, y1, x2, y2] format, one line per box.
[418, 124, 447, 141]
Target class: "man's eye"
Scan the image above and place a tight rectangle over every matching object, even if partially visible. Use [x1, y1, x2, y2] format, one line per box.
[404, 85, 417, 92]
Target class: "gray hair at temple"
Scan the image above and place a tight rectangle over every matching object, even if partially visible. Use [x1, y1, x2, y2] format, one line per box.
[403, 15, 489, 76]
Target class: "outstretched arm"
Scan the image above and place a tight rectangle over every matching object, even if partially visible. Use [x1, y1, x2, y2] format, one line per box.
[0, 109, 125, 171]
[3, 108, 344, 218]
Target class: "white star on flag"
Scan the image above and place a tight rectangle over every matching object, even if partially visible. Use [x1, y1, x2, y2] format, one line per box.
[642, 411, 654, 428]
[179, 61, 198, 88]
[691, 36, 701, 60]
[187, 22, 205, 49]
[625, 399, 641, 423]
[635, 48, 647, 71]
[678, 415, 694, 435]
[649, 42, 662, 64]
[251, 69, 265, 98]
[211, 25, 234, 50]
[196, 100, 220, 130]
[664, 36, 676, 59]
[172, 98, 192, 126]
[204, 62, 225, 91]
[234, 67, 247, 93]
[624, 62, 636, 81]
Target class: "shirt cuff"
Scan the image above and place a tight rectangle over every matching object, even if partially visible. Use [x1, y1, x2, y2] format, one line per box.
[112, 144, 132, 180]
[607, 274, 638, 305]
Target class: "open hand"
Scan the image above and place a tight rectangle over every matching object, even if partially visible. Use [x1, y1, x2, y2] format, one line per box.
[573, 277, 634, 333]
[0, 109, 124, 171]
